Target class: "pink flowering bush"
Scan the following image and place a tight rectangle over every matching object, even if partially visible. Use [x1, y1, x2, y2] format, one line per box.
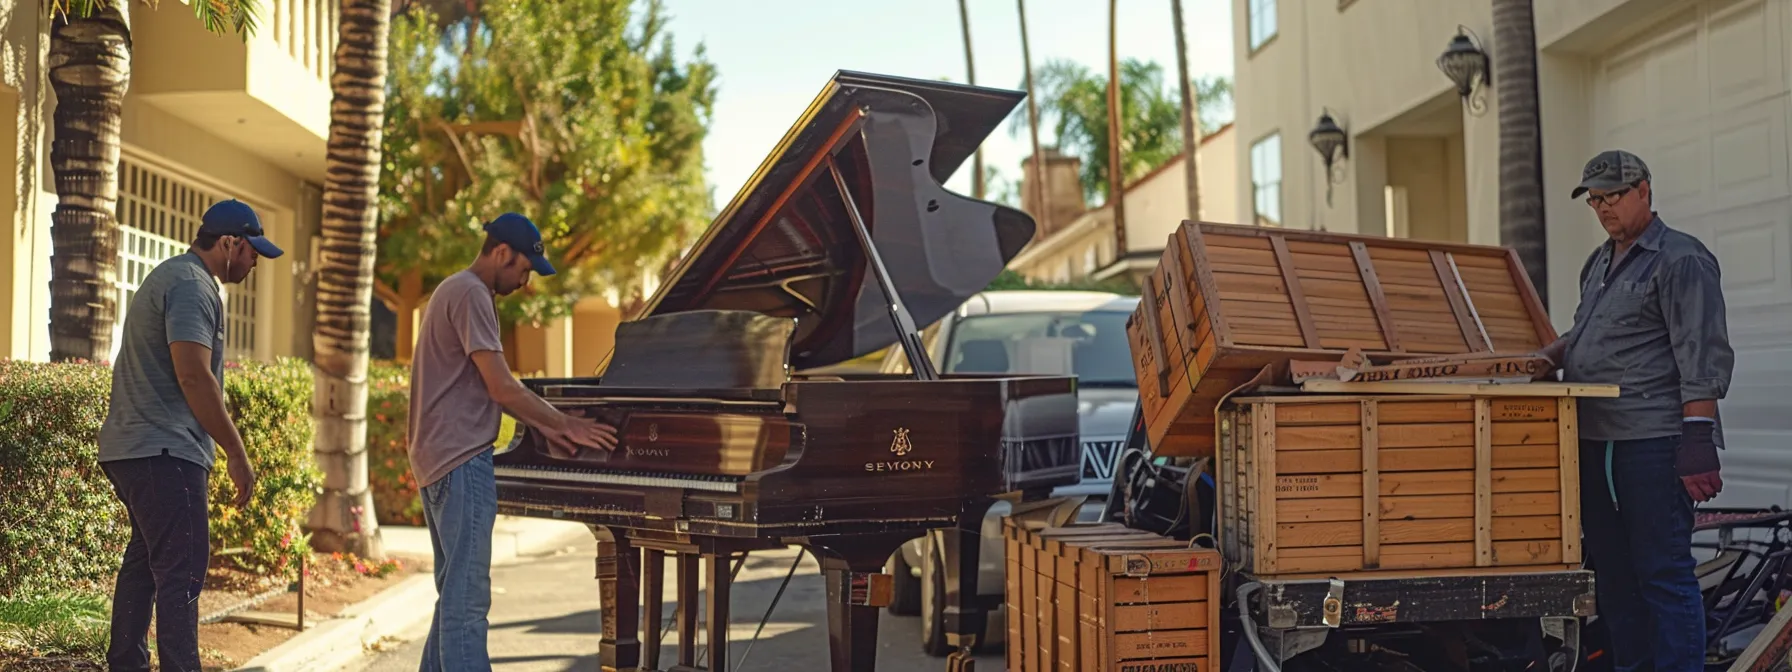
[0, 358, 319, 596]
[207, 358, 321, 580]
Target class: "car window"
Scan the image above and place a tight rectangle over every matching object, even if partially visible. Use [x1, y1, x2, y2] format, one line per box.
[943, 310, 1137, 386]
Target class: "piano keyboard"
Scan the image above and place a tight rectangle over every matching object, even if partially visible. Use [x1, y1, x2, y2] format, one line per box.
[495, 465, 743, 493]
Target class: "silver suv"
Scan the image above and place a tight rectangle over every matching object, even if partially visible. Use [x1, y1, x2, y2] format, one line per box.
[876, 289, 1140, 656]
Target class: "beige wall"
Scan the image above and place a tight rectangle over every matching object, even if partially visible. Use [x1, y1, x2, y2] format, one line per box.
[0, 2, 334, 362]
[1230, 0, 1771, 331]
[1233, 0, 1503, 242]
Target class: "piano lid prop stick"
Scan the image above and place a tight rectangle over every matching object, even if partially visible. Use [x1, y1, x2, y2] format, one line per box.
[825, 152, 938, 381]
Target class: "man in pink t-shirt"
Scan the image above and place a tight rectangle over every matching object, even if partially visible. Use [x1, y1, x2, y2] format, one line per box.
[407, 213, 616, 670]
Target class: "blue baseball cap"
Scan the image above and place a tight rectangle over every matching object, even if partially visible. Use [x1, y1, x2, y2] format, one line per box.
[483, 213, 556, 276]
[200, 199, 283, 258]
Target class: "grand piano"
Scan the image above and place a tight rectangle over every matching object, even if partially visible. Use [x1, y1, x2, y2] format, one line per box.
[492, 71, 1082, 672]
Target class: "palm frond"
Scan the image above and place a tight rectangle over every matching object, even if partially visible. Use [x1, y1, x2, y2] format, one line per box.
[193, 0, 261, 39]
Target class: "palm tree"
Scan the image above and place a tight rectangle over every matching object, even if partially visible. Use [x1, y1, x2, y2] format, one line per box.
[1492, 0, 1547, 301]
[957, 0, 983, 199]
[45, 1, 259, 362]
[1016, 0, 1049, 235]
[1012, 59, 1220, 203]
[1106, 0, 1125, 254]
[309, 0, 394, 558]
[1171, 0, 1203, 222]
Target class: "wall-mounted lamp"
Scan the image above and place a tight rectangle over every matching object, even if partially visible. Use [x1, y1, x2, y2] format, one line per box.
[1437, 26, 1491, 116]
[1309, 110, 1349, 205]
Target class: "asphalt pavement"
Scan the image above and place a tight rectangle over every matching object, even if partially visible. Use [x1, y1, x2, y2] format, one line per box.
[346, 542, 1005, 672]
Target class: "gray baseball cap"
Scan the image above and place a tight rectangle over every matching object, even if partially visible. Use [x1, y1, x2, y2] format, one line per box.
[1571, 149, 1652, 198]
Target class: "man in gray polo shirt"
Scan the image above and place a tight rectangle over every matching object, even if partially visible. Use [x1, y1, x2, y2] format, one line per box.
[1537, 150, 1732, 672]
[96, 199, 282, 672]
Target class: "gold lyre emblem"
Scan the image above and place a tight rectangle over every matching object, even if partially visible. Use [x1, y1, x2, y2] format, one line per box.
[890, 427, 913, 457]
[647, 423, 660, 442]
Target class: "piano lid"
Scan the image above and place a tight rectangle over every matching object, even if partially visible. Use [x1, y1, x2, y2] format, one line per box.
[634, 70, 1037, 371]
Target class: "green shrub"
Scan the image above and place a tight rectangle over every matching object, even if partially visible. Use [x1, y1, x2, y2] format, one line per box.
[366, 361, 422, 526]
[0, 357, 319, 596]
[0, 360, 128, 598]
[209, 358, 322, 579]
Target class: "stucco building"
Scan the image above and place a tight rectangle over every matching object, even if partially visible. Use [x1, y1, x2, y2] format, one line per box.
[1007, 123, 1242, 286]
[1233, 0, 1792, 504]
[0, 2, 336, 363]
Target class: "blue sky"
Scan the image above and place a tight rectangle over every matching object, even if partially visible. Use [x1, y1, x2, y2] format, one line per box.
[660, 0, 1235, 208]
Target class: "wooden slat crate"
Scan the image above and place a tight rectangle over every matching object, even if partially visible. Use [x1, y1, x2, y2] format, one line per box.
[1005, 520, 1219, 672]
[1216, 390, 1595, 579]
[1126, 221, 1558, 456]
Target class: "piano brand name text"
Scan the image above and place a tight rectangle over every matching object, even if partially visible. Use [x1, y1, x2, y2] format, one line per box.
[626, 446, 672, 458]
[864, 460, 936, 472]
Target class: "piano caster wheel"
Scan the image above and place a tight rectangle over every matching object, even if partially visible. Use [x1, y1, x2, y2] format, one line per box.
[945, 648, 976, 672]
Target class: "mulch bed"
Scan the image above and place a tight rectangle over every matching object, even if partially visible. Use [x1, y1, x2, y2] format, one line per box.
[1, 552, 432, 672]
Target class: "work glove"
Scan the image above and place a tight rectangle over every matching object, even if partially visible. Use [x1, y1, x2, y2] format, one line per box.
[1678, 418, 1722, 502]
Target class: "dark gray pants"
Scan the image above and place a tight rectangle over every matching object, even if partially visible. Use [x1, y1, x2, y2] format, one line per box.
[101, 453, 211, 672]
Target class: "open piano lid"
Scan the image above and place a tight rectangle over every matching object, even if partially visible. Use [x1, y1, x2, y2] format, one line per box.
[635, 71, 1037, 371]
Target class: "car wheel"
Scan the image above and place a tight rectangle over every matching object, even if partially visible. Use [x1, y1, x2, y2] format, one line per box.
[920, 535, 952, 657]
[886, 549, 921, 616]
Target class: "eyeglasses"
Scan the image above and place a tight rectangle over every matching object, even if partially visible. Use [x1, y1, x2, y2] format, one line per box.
[1585, 184, 1637, 208]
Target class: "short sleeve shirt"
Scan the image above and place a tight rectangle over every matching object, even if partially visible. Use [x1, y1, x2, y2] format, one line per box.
[407, 269, 506, 488]
[98, 252, 226, 470]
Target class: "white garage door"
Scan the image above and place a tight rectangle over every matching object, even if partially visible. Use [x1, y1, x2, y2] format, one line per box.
[1591, 0, 1792, 507]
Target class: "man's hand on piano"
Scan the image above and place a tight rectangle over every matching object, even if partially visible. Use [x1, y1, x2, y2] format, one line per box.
[544, 413, 619, 458]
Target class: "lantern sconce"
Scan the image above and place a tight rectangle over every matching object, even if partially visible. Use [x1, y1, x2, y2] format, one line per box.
[1309, 109, 1349, 206]
[1437, 25, 1492, 116]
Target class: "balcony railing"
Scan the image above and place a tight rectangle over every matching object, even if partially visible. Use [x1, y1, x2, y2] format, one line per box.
[268, 0, 338, 85]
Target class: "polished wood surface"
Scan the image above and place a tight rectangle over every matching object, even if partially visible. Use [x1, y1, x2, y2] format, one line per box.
[489, 71, 1078, 672]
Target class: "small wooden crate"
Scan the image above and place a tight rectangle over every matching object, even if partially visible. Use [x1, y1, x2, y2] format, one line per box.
[1005, 521, 1220, 672]
[1217, 389, 1593, 578]
[1126, 221, 1558, 457]
[1076, 544, 1222, 672]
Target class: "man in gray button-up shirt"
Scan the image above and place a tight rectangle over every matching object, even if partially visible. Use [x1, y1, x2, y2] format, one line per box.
[1537, 150, 1731, 672]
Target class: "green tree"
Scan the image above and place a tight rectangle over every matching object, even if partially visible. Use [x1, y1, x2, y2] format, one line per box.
[376, 0, 716, 356]
[1012, 58, 1231, 205]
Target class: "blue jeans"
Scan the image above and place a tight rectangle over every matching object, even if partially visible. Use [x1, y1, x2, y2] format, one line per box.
[1580, 437, 1704, 672]
[419, 449, 497, 672]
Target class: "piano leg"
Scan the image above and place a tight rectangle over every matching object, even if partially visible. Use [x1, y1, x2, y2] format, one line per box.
[804, 533, 916, 672]
[939, 502, 995, 672]
[642, 549, 666, 671]
[705, 553, 733, 672]
[676, 553, 700, 668]
[596, 531, 643, 672]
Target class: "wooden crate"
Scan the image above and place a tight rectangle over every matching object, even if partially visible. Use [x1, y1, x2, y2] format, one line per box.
[1216, 389, 1594, 578]
[1076, 543, 1221, 672]
[1005, 521, 1219, 672]
[1126, 221, 1558, 456]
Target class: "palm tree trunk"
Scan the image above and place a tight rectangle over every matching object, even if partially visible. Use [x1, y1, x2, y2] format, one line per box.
[47, 3, 132, 363]
[1492, 0, 1547, 303]
[1171, 0, 1203, 223]
[957, 0, 983, 199]
[1106, 0, 1126, 255]
[310, 0, 394, 559]
[1017, 0, 1050, 236]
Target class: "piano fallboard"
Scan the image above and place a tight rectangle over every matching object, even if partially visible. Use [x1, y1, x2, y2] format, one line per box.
[491, 373, 1080, 536]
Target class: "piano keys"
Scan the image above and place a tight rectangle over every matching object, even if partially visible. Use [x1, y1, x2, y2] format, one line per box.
[491, 70, 1082, 672]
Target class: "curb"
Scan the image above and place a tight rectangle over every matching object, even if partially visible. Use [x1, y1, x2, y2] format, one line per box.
[231, 521, 592, 672]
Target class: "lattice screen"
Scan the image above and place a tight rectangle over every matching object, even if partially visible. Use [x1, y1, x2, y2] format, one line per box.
[111, 158, 261, 362]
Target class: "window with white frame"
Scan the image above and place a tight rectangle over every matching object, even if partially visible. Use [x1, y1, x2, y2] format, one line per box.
[111, 159, 263, 363]
[1250, 133, 1283, 227]
[1249, 0, 1277, 51]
